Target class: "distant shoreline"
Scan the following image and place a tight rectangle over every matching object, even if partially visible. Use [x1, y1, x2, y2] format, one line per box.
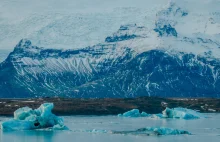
[0, 97, 220, 116]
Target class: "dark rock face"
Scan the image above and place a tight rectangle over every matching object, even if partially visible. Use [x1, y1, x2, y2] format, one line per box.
[72, 50, 220, 98]
[154, 24, 178, 37]
[105, 24, 142, 42]
[105, 34, 137, 42]
[0, 37, 219, 98]
[154, 1, 188, 37]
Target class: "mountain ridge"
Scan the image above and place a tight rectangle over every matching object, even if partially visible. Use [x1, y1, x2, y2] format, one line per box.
[0, 0, 220, 98]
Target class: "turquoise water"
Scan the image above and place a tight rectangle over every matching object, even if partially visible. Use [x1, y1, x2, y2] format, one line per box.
[1, 114, 220, 142]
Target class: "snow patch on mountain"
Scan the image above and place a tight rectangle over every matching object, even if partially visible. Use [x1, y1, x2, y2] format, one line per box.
[1, 0, 220, 60]
[0, 0, 168, 51]
[152, 0, 220, 59]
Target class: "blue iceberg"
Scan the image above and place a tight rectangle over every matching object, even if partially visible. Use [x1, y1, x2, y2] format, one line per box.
[117, 109, 151, 117]
[0, 103, 67, 131]
[118, 107, 202, 119]
[160, 107, 201, 119]
[142, 127, 190, 135]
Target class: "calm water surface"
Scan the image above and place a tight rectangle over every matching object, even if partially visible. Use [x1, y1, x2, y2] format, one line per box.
[1, 114, 220, 142]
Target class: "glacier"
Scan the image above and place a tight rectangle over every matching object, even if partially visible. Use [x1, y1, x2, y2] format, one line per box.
[0, 0, 220, 98]
[118, 107, 202, 119]
[0, 103, 67, 131]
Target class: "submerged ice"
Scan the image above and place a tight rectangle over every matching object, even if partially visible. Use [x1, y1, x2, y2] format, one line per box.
[0, 103, 67, 131]
[81, 127, 190, 136]
[112, 127, 190, 136]
[119, 107, 202, 119]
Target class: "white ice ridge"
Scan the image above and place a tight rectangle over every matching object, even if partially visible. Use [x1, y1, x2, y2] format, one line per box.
[118, 107, 202, 119]
[0, 103, 68, 131]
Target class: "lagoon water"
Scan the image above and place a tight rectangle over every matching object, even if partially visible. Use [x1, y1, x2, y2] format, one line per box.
[1, 114, 220, 142]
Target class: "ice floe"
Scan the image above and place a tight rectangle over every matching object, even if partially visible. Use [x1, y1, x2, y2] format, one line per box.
[0, 103, 68, 131]
[112, 127, 190, 136]
[78, 127, 190, 136]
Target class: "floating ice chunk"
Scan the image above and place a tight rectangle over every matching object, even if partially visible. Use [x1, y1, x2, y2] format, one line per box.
[161, 107, 201, 119]
[118, 109, 151, 117]
[85, 129, 108, 134]
[118, 107, 203, 119]
[1, 103, 68, 131]
[143, 127, 190, 135]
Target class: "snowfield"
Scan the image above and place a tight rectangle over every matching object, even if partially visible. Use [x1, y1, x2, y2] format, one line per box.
[0, 0, 168, 51]
[0, 0, 219, 60]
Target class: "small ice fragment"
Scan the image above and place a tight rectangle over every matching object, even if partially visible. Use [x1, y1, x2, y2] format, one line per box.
[1, 103, 67, 131]
[208, 109, 216, 112]
[91, 129, 108, 133]
[144, 127, 190, 135]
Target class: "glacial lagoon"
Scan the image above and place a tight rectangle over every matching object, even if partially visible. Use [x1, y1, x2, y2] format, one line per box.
[1, 113, 220, 142]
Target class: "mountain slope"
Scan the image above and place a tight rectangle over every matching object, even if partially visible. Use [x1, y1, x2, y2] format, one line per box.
[0, 0, 220, 98]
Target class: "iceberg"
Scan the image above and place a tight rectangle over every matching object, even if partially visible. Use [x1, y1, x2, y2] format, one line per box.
[117, 109, 151, 118]
[118, 107, 202, 119]
[142, 127, 190, 135]
[161, 107, 201, 119]
[0, 103, 67, 131]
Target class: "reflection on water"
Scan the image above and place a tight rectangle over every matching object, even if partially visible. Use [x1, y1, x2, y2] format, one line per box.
[1, 130, 55, 142]
[1, 114, 220, 142]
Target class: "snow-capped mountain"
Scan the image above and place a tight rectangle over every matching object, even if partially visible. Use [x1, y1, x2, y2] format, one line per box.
[0, 0, 168, 51]
[0, 0, 220, 98]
